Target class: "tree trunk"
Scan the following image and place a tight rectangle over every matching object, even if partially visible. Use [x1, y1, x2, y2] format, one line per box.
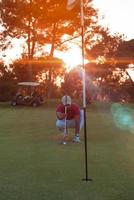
[47, 22, 57, 98]
[50, 23, 57, 57]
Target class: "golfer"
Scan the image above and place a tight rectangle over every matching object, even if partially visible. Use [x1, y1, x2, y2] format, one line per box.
[56, 95, 84, 142]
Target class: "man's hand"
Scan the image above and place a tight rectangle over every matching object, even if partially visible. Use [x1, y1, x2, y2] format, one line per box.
[56, 112, 66, 120]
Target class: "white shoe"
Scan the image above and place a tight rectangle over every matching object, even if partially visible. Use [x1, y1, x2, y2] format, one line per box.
[73, 136, 80, 143]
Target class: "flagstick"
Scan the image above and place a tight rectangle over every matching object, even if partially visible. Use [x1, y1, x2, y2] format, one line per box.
[81, 0, 92, 182]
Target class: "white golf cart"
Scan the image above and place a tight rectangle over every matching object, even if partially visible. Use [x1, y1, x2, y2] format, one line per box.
[11, 82, 45, 107]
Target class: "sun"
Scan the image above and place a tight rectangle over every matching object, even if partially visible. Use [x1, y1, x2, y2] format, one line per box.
[55, 45, 85, 71]
[0, 36, 88, 71]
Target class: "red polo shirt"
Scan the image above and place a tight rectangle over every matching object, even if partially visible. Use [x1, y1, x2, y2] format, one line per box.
[56, 103, 80, 120]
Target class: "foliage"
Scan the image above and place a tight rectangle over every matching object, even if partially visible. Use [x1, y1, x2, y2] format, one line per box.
[85, 62, 132, 102]
[114, 39, 134, 59]
[0, 63, 17, 101]
[0, 0, 98, 58]
[84, 34, 134, 102]
[86, 28, 124, 60]
[61, 67, 82, 97]
[11, 56, 65, 97]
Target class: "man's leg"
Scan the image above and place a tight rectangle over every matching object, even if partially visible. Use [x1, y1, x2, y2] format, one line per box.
[56, 119, 68, 143]
[80, 109, 84, 130]
[73, 110, 84, 142]
[56, 119, 81, 142]
[56, 119, 76, 128]
[56, 119, 67, 132]
[56, 119, 75, 139]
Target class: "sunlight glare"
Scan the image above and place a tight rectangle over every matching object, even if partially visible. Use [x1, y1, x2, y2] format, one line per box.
[55, 45, 88, 72]
[0, 36, 88, 71]
[111, 103, 134, 134]
[0, 37, 25, 66]
[126, 64, 134, 81]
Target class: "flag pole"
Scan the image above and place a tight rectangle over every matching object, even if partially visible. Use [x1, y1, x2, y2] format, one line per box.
[80, 0, 92, 182]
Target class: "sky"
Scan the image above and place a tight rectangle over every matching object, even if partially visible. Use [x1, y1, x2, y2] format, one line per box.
[93, 0, 134, 40]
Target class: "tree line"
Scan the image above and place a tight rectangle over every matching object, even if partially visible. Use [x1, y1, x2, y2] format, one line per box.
[0, 0, 134, 102]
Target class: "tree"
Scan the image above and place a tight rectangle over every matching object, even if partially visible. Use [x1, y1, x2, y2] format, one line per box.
[0, 0, 98, 57]
[85, 28, 124, 60]
[61, 67, 82, 97]
[2, 0, 129, 101]
[114, 39, 134, 59]
[83, 28, 134, 102]
[12, 56, 65, 97]
[0, 62, 16, 101]
[108, 39, 134, 101]
[85, 60, 130, 102]
[0, 0, 100, 86]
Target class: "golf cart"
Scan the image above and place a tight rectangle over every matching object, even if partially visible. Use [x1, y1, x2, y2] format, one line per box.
[11, 82, 45, 107]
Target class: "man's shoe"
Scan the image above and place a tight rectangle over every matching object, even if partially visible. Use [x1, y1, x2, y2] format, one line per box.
[58, 127, 64, 131]
[73, 136, 80, 143]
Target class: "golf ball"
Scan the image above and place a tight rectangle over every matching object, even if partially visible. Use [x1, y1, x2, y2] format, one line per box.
[63, 141, 67, 145]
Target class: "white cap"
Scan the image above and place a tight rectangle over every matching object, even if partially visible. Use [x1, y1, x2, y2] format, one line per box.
[61, 95, 71, 105]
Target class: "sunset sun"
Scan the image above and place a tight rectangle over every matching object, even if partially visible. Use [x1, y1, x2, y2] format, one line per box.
[55, 46, 82, 71]
[55, 44, 89, 72]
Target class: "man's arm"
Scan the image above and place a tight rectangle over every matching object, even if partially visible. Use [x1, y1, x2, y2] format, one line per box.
[56, 112, 66, 120]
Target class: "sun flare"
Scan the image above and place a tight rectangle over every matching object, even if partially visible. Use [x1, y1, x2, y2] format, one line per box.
[55, 45, 87, 72]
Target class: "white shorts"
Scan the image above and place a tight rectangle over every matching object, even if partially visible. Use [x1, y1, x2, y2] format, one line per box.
[56, 109, 84, 130]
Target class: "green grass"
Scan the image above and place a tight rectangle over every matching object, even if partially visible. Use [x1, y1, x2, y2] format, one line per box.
[0, 101, 134, 200]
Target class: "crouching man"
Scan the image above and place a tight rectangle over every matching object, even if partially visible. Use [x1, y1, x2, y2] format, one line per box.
[56, 95, 84, 142]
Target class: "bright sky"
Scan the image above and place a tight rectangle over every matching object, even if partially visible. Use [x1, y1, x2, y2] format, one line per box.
[93, 0, 134, 40]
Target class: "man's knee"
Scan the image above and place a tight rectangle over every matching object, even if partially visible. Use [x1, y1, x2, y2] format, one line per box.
[56, 120, 65, 129]
[56, 119, 75, 129]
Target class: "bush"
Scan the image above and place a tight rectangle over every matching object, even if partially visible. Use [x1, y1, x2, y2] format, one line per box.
[0, 82, 17, 102]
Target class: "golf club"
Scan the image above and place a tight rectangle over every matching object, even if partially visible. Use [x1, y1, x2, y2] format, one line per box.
[61, 96, 68, 144]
